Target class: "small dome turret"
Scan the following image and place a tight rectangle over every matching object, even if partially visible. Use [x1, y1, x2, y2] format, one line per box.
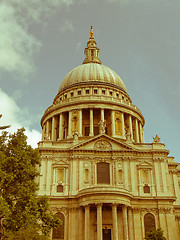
[83, 26, 101, 64]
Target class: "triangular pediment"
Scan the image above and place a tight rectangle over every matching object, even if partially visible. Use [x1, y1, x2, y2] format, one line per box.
[70, 134, 137, 151]
[137, 161, 153, 169]
[52, 158, 69, 166]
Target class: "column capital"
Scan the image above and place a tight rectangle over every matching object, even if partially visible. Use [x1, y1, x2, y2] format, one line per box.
[112, 203, 119, 208]
[84, 204, 90, 209]
[95, 202, 103, 207]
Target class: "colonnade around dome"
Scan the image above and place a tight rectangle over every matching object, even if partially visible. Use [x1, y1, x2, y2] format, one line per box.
[41, 107, 144, 143]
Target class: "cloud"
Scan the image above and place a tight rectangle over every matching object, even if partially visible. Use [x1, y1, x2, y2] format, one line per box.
[0, 88, 41, 148]
[0, 3, 41, 79]
[60, 19, 74, 32]
[0, 0, 74, 80]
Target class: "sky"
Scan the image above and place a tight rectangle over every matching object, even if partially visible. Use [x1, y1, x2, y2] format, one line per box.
[0, 0, 180, 163]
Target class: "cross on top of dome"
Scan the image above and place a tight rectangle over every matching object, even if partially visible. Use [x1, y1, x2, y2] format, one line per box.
[83, 26, 101, 64]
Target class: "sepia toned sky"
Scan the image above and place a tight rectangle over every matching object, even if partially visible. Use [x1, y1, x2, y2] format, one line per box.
[0, 0, 180, 162]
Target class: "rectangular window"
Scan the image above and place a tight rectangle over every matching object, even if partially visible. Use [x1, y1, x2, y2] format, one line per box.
[78, 90, 81, 95]
[71, 92, 74, 97]
[86, 89, 89, 94]
[94, 89, 97, 94]
[57, 184, 63, 192]
[97, 162, 110, 184]
[102, 90, 106, 95]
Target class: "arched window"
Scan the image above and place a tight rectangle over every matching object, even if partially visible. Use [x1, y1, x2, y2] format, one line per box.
[97, 162, 110, 184]
[144, 213, 156, 235]
[52, 212, 64, 240]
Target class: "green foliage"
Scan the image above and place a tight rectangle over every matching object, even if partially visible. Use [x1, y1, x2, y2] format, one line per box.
[4, 227, 48, 240]
[144, 228, 167, 240]
[0, 128, 61, 238]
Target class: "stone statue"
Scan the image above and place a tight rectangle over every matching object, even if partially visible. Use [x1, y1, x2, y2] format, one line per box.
[73, 132, 79, 141]
[98, 120, 106, 134]
[153, 134, 160, 143]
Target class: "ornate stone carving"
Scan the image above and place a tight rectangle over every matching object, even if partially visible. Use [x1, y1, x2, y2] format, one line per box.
[94, 140, 112, 150]
[153, 134, 160, 143]
[98, 120, 106, 134]
[73, 132, 79, 141]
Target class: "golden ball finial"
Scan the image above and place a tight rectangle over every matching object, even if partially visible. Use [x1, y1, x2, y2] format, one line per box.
[90, 25, 94, 39]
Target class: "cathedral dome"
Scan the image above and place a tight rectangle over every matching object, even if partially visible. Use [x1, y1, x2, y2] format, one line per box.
[58, 63, 127, 93]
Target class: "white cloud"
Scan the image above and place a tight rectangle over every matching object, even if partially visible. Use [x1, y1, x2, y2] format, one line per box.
[0, 88, 41, 148]
[0, 3, 41, 79]
[60, 20, 74, 32]
[0, 0, 74, 80]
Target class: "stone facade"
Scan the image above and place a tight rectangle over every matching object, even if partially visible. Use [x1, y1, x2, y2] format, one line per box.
[38, 27, 180, 240]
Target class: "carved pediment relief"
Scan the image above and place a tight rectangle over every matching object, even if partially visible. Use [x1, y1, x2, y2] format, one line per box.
[94, 140, 112, 151]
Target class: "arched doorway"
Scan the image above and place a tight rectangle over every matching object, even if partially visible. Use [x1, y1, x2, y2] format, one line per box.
[52, 212, 65, 240]
[144, 213, 156, 235]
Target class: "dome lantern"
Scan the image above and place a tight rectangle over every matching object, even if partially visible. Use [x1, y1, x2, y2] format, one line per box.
[83, 26, 101, 64]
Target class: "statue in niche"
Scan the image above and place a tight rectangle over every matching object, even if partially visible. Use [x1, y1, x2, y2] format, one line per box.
[98, 120, 106, 134]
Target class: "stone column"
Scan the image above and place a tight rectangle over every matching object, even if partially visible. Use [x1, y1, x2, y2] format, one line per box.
[85, 205, 90, 240]
[161, 161, 168, 195]
[154, 160, 161, 195]
[68, 111, 72, 138]
[52, 167, 56, 194]
[130, 161, 136, 194]
[122, 205, 129, 240]
[135, 119, 139, 143]
[101, 109, 104, 122]
[112, 204, 118, 240]
[46, 119, 50, 140]
[79, 207, 84, 240]
[166, 208, 176, 240]
[172, 171, 180, 200]
[111, 110, 116, 137]
[46, 158, 52, 195]
[89, 109, 94, 136]
[42, 125, 45, 141]
[52, 116, 56, 141]
[59, 113, 63, 140]
[128, 208, 134, 240]
[139, 123, 144, 143]
[121, 112, 125, 138]
[159, 209, 168, 238]
[128, 115, 133, 140]
[97, 203, 103, 240]
[79, 109, 82, 137]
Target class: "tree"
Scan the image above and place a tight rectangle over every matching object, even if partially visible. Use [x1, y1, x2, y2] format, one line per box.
[0, 128, 60, 238]
[144, 228, 167, 240]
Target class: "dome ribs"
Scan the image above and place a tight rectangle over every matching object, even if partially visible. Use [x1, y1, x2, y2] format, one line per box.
[58, 63, 127, 93]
